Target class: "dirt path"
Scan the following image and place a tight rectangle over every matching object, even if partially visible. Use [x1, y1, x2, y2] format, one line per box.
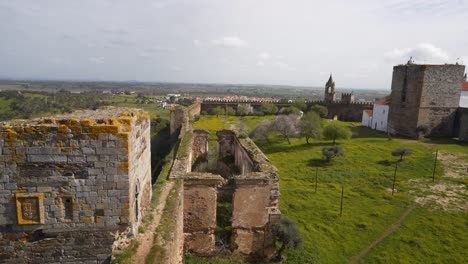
[132, 181, 174, 264]
[348, 205, 416, 264]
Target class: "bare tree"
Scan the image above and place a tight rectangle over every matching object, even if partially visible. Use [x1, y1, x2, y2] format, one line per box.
[271, 114, 299, 144]
[250, 119, 273, 144]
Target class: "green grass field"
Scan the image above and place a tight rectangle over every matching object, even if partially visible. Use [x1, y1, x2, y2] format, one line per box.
[187, 115, 468, 264]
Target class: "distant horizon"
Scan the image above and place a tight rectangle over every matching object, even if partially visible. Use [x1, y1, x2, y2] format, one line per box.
[0, 77, 390, 91]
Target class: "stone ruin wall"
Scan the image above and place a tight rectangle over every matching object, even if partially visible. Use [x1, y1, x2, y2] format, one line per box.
[389, 64, 465, 138]
[0, 107, 152, 264]
[167, 125, 280, 261]
[171, 103, 201, 135]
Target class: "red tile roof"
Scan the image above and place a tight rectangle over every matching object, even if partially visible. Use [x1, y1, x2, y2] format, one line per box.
[463, 82, 468, 91]
[364, 109, 373, 117]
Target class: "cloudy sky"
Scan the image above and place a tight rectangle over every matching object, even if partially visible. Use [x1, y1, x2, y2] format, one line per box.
[1, 0, 467, 89]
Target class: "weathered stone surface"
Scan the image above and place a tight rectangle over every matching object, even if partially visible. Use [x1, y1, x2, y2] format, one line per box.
[184, 232, 216, 256]
[232, 184, 271, 228]
[0, 107, 152, 263]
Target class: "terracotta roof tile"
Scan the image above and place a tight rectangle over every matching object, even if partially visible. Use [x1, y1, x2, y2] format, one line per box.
[462, 82, 468, 91]
[364, 109, 373, 117]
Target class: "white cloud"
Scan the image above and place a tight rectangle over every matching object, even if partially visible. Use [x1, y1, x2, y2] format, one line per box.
[212, 36, 247, 48]
[146, 45, 173, 52]
[89, 57, 104, 64]
[259, 52, 270, 60]
[257, 61, 265, 66]
[193, 40, 202, 47]
[272, 61, 295, 71]
[170, 66, 182, 71]
[384, 43, 450, 64]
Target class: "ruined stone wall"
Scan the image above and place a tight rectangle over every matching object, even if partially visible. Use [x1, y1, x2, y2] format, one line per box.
[0, 107, 151, 263]
[170, 107, 188, 135]
[183, 175, 224, 256]
[389, 64, 465, 138]
[230, 136, 280, 261]
[217, 130, 254, 175]
[187, 102, 201, 118]
[128, 113, 152, 233]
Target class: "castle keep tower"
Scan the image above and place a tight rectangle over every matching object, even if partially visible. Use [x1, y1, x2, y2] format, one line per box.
[0, 107, 152, 263]
[388, 64, 465, 138]
[324, 74, 336, 102]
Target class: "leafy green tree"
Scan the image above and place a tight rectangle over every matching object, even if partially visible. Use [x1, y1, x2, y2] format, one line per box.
[211, 106, 225, 117]
[260, 102, 278, 115]
[300, 112, 322, 144]
[310, 105, 328, 118]
[272, 218, 303, 261]
[292, 99, 307, 111]
[392, 148, 413, 161]
[225, 106, 236, 116]
[322, 145, 344, 162]
[279, 106, 301, 115]
[323, 122, 351, 144]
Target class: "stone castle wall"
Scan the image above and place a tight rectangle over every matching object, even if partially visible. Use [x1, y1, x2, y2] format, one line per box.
[388, 64, 465, 138]
[201, 101, 370, 122]
[0, 107, 151, 263]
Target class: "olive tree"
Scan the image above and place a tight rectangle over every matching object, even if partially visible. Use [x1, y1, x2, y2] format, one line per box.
[322, 145, 344, 163]
[272, 218, 303, 261]
[392, 148, 412, 161]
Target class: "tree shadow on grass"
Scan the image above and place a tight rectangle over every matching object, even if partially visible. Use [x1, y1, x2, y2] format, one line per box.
[308, 158, 333, 168]
[259, 141, 334, 155]
[376, 160, 395, 167]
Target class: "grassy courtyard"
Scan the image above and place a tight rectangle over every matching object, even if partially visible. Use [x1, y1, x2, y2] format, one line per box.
[187, 115, 468, 264]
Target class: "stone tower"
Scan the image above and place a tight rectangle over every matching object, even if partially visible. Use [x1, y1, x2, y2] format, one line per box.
[0, 107, 152, 263]
[341, 92, 355, 104]
[388, 64, 465, 138]
[324, 74, 336, 102]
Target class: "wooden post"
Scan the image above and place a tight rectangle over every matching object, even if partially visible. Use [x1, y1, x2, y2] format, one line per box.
[392, 162, 398, 196]
[315, 168, 318, 193]
[340, 185, 344, 217]
[432, 149, 438, 182]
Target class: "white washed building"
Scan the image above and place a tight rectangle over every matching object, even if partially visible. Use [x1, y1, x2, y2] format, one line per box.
[362, 98, 390, 132]
[460, 82, 468, 107]
[361, 109, 373, 127]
